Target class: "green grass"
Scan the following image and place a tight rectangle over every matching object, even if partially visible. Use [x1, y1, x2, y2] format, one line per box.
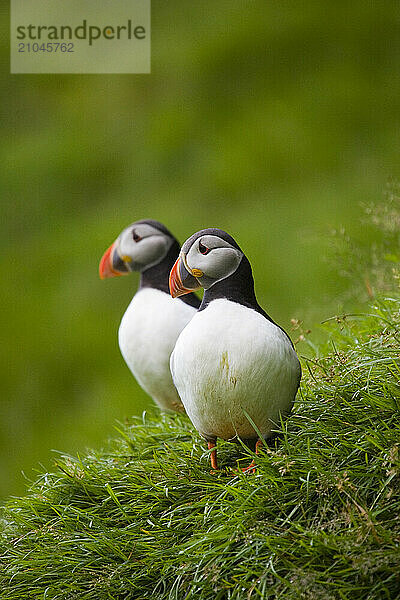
[1, 295, 400, 599]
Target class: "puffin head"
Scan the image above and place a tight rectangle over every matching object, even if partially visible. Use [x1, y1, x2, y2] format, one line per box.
[99, 219, 176, 279]
[169, 228, 244, 297]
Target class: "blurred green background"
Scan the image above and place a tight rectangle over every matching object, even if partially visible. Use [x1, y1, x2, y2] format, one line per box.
[1, 1, 400, 498]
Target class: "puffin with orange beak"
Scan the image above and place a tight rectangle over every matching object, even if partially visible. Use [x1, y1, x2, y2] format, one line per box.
[169, 228, 301, 471]
[100, 219, 200, 412]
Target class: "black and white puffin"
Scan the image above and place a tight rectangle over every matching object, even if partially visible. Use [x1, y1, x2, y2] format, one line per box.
[99, 219, 200, 412]
[169, 228, 301, 470]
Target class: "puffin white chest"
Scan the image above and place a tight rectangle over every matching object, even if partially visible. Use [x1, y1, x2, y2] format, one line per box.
[118, 287, 196, 411]
[170, 299, 301, 440]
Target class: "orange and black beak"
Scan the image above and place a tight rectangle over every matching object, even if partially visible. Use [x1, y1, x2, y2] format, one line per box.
[99, 243, 130, 279]
[169, 255, 202, 298]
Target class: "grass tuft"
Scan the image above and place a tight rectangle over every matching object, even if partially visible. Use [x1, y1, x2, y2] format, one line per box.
[1, 297, 400, 599]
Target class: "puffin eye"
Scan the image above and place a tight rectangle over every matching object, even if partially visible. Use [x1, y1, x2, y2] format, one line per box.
[132, 230, 142, 242]
[199, 240, 211, 255]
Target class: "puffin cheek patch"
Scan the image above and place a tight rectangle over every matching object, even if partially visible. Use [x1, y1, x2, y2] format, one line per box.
[134, 237, 169, 268]
[202, 248, 242, 280]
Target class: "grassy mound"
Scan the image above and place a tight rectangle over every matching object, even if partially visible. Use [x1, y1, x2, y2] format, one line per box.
[1, 297, 400, 599]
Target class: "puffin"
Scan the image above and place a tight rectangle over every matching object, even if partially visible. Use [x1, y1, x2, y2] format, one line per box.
[169, 228, 301, 471]
[99, 219, 200, 412]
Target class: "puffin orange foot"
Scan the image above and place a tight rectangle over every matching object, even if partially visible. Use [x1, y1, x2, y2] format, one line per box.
[207, 441, 218, 472]
[239, 439, 264, 474]
[241, 460, 257, 474]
